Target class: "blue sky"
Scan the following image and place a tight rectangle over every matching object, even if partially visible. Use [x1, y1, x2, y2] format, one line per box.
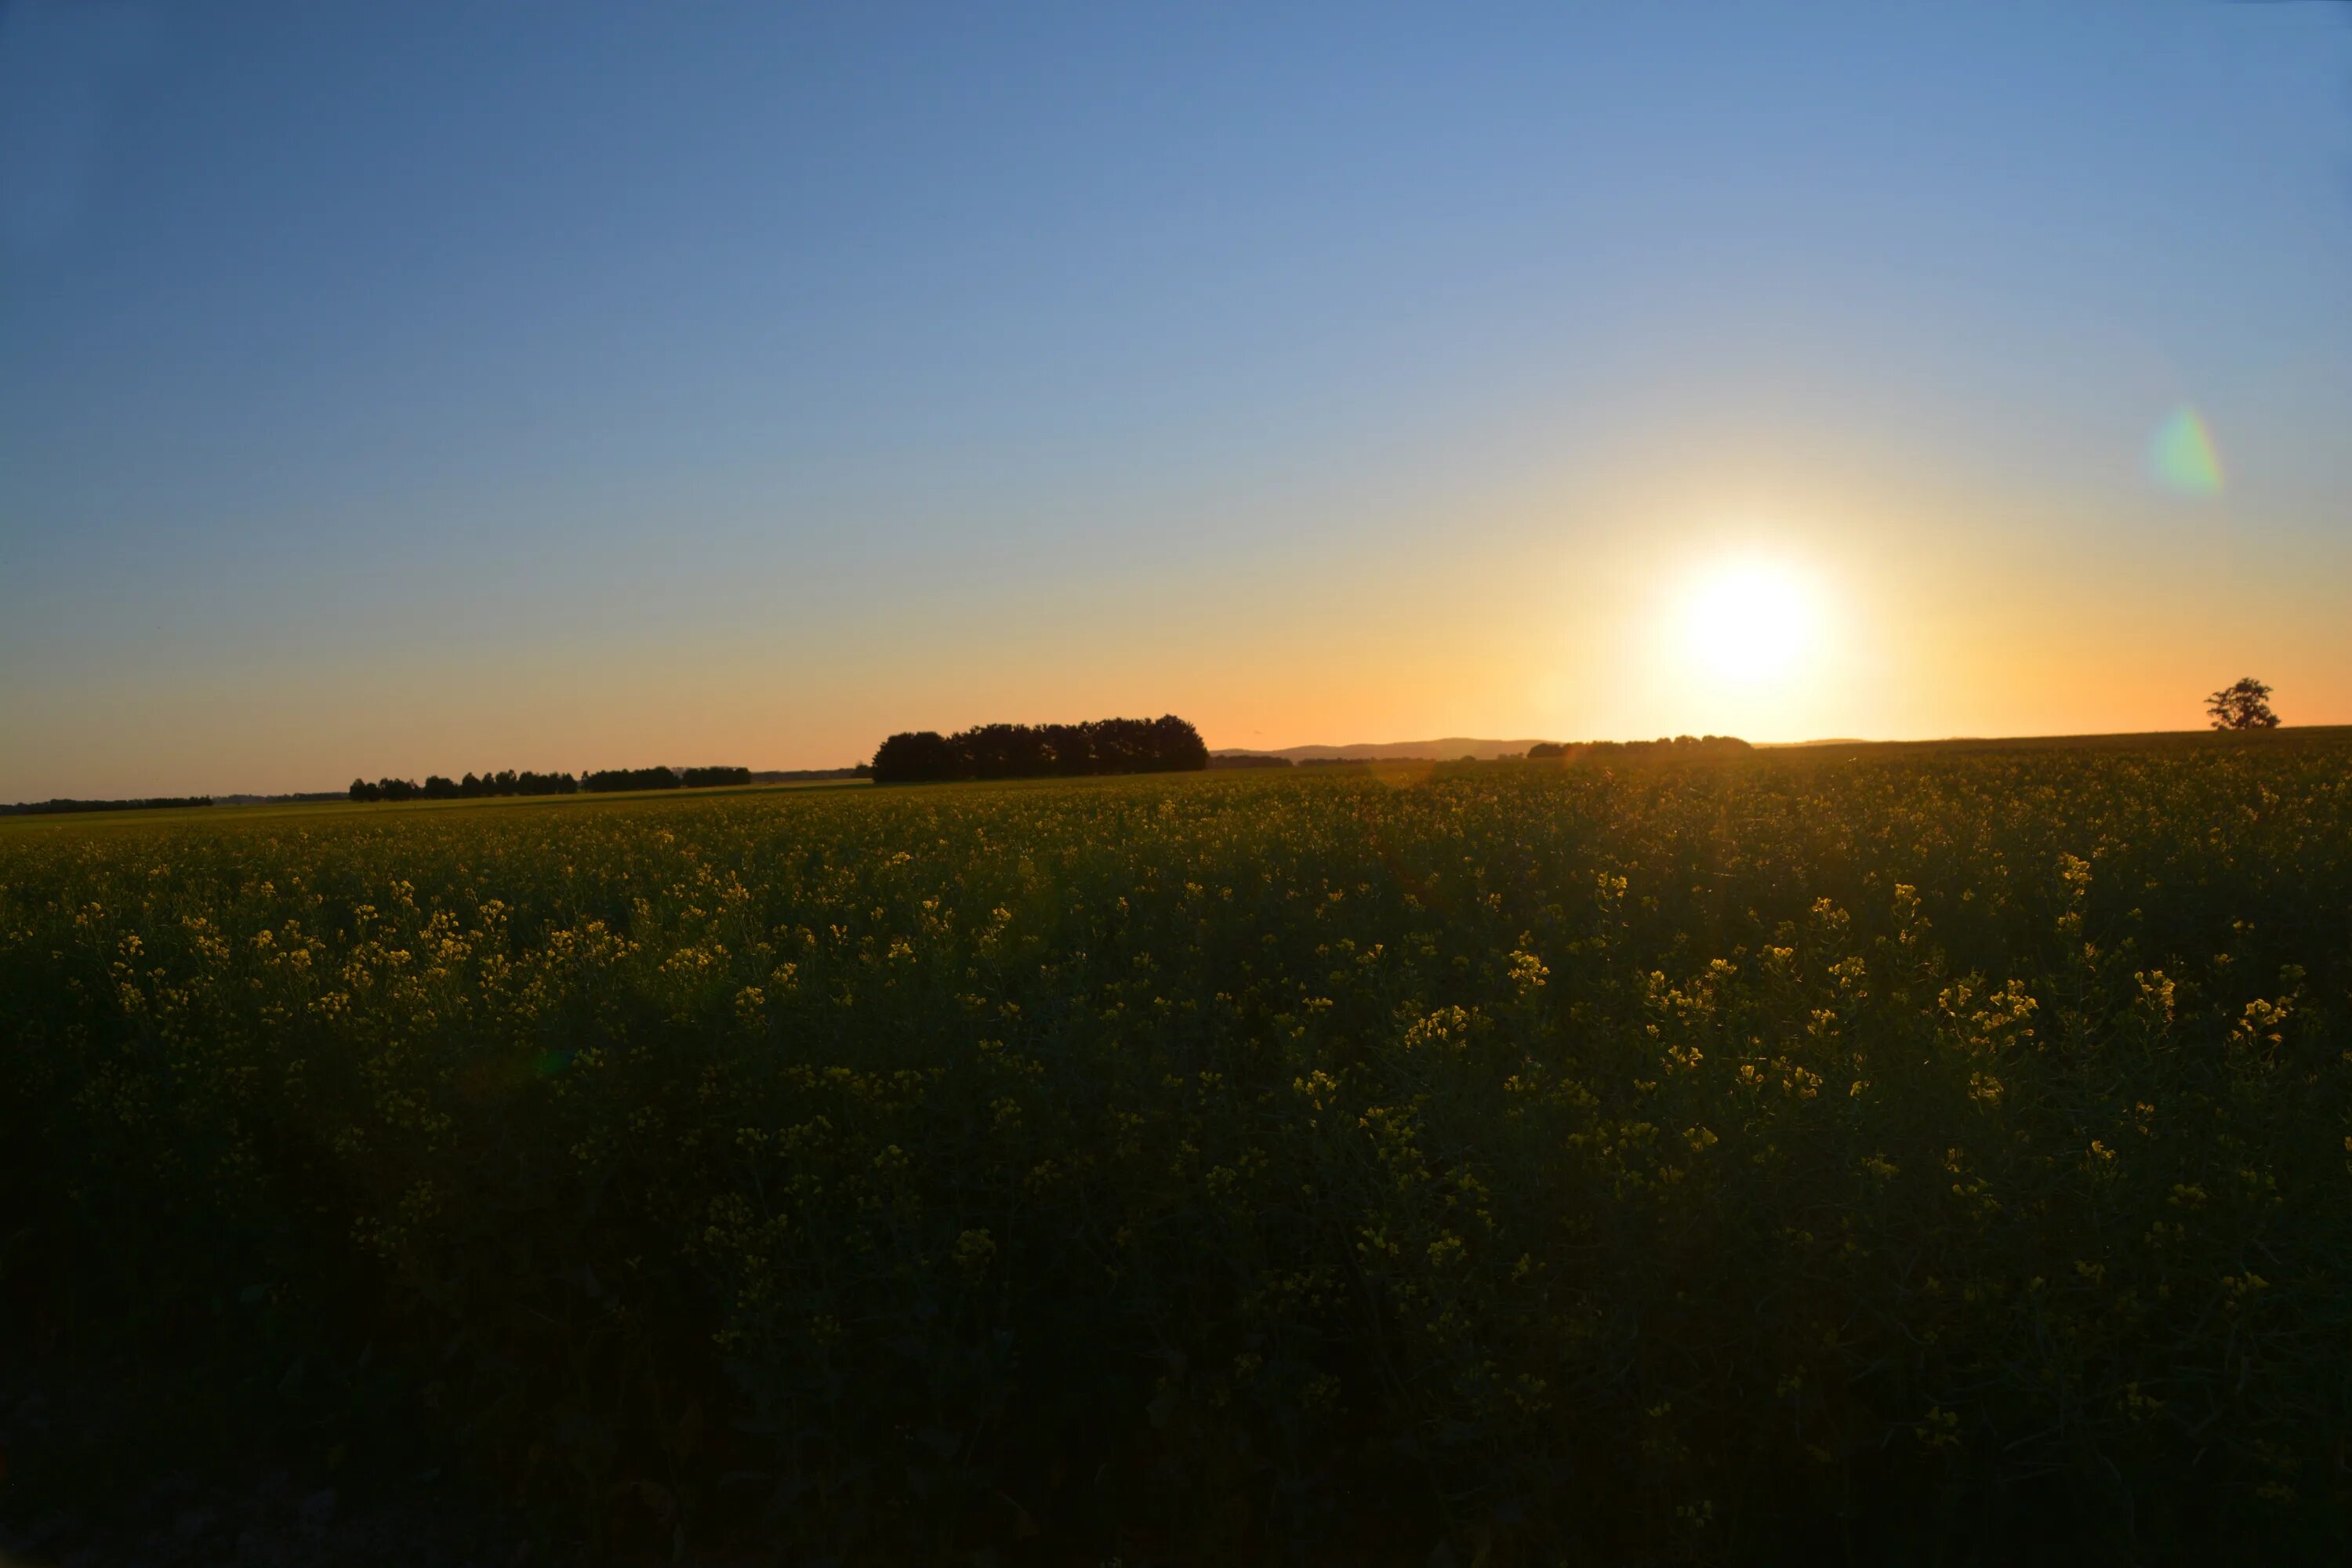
[3, 2, 2349, 796]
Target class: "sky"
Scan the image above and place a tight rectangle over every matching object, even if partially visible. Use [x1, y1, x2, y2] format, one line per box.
[3, 1, 2349, 798]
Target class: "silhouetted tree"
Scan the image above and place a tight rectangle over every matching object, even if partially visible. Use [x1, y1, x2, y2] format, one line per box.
[2207, 677, 2280, 731]
[870, 731, 961, 785]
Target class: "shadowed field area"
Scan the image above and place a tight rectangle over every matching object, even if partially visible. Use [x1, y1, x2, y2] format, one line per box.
[4, 737, 2348, 1563]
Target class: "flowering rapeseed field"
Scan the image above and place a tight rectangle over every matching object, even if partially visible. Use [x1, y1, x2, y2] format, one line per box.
[3, 742, 2348, 1562]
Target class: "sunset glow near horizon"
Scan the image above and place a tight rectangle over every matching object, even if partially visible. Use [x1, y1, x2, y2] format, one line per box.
[4, 3, 2350, 800]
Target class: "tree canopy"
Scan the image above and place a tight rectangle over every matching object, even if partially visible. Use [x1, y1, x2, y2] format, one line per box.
[2206, 677, 2280, 732]
[871, 716, 1209, 785]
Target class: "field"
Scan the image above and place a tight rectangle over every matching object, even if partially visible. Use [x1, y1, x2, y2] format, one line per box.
[4, 739, 2349, 1563]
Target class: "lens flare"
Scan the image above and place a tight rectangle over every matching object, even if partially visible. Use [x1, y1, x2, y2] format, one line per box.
[2149, 407, 2223, 497]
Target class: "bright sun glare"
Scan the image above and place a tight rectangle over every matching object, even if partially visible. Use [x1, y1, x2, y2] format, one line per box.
[1678, 558, 1822, 684]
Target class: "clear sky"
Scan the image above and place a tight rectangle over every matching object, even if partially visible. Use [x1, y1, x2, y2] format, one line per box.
[4, 2, 2349, 798]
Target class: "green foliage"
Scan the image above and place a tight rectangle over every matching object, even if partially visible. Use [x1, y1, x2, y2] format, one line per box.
[3, 743, 2349, 1562]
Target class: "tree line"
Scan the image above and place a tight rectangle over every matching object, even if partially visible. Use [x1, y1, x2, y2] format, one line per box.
[0, 796, 212, 817]
[350, 771, 577, 802]
[585, 765, 753, 793]
[348, 766, 753, 802]
[870, 716, 1208, 785]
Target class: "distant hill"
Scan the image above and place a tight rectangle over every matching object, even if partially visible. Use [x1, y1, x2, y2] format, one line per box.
[1213, 738, 1555, 762]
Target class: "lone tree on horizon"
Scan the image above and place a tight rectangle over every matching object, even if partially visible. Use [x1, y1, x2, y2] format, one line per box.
[2206, 677, 2280, 731]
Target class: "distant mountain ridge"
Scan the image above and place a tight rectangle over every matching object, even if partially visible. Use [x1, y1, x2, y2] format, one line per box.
[1212, 738, 1555, 762]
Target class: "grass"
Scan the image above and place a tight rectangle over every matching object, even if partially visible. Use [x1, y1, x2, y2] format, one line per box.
[2, 738, 2347, 1563]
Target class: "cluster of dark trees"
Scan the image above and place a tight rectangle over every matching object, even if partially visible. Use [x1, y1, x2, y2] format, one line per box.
[583, 768, 681, 793]
[871, 716, 1209, 785]
[0, 796, 212, 817]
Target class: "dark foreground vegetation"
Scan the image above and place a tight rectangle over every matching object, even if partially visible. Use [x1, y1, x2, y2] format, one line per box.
[871, 713, 1208, 783]
[4, 735, 2349, 1563]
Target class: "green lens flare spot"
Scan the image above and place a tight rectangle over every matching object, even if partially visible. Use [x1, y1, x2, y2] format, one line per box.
[2148, 406, 2223, 497]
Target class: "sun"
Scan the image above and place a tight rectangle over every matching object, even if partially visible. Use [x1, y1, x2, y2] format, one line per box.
[1677, 557, 1822, 684]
